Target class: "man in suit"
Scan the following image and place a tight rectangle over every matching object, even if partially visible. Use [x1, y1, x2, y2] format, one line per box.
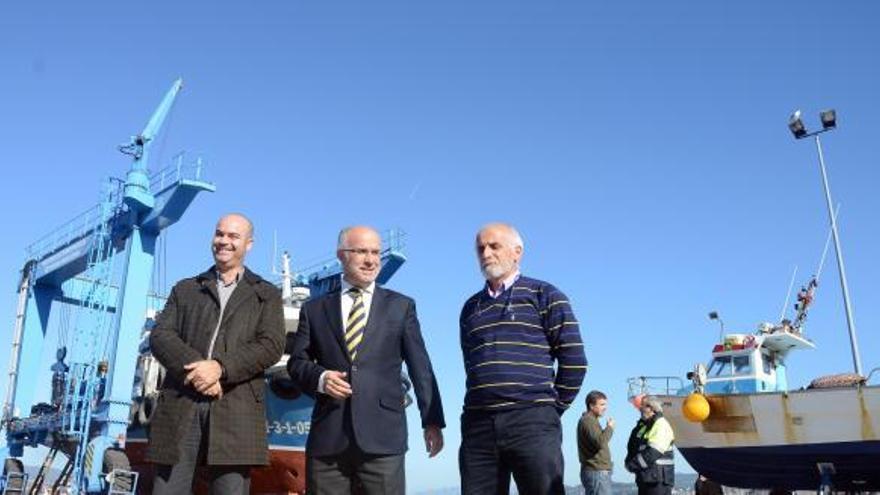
[288, 226, 445, 495]
[148, 213, 286, 494]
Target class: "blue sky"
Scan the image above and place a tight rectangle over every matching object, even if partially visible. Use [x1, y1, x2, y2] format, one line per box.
[2, 1, 879, 492]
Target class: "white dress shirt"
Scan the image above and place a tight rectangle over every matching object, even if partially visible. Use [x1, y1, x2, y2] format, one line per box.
[340, 279, 376, 327]
[317, 279, 376, 394]
[486, 270, 521, 299]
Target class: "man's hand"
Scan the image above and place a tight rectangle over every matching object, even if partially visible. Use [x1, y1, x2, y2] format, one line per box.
[607, 417, 615, 429]
[183, 360, 223, 393]
[424, 425, 444, 458]
[323, 371, 352, 399]
[203, 381, 224, 399]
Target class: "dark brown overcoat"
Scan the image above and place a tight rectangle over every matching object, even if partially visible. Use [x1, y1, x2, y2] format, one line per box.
[146, 267, 285, 466]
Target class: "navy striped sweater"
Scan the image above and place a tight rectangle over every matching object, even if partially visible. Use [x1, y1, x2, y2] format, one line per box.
[459, 275, 587, 412]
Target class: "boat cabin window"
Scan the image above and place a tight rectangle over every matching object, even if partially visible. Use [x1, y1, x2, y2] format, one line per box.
[708, 355, 753, 377]
[762, 353, 773, 375]
[733, 355, 751, 375]
[708, 357, 731, 377]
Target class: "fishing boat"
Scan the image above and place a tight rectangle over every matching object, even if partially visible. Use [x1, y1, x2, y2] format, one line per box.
[628, 321, 880, 492]
[627, 109, 880, 493]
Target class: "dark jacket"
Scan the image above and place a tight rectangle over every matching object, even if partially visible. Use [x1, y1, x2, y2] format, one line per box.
[287, 286, 445, 457]
[625, 414, 675, 487]
[147, 267, 285, 465]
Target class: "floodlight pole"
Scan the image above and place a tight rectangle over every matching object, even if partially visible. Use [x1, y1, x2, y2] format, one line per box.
[812, 133, 863, 376]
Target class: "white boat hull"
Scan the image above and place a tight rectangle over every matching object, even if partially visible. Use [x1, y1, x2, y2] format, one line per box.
[658, 385, 880, 490]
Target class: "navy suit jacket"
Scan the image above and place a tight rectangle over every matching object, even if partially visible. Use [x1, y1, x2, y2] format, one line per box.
[287, 286, 445, 457]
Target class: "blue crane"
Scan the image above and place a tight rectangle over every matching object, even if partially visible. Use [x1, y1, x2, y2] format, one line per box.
[1, 80, 215, 494]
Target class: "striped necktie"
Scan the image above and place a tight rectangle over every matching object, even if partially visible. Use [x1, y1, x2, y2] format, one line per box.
[345, 287, 367, 360]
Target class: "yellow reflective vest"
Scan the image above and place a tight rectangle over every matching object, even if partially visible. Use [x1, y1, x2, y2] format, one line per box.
[633, 416, 675, 485]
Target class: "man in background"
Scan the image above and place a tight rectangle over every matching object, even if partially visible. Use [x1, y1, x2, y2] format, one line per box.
[578, 390, 615, 495]
[625, 396, 675, 495]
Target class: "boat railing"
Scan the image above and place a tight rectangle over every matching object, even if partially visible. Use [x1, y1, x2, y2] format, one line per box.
[626, 375, 686, 399]
[867, 367, 880, 385]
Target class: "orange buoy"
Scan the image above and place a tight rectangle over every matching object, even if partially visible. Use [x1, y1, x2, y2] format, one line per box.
[682, 392, 710, 422]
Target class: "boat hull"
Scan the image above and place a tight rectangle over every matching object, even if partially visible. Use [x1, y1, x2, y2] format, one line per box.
[680, 440, 880, 491]
[127, 443, 308, 494]
[658, 385, 880, 490]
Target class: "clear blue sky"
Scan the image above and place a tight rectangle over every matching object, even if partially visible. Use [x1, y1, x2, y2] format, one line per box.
[2, 1, 879, 492]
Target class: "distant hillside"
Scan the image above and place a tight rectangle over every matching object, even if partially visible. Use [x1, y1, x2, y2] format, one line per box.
[411, 488, 460, 495]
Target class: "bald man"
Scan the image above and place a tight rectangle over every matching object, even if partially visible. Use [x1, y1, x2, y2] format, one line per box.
[148, 214, 286, 494]
[458, 223, 587, 495]
[288, 226, 445, 495]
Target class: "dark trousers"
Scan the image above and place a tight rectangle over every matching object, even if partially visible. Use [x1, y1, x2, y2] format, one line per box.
[638, 482, 673, 495]
[306, 445, 405, 495]
[152, 402, 251, 495]
[459, 405, 564, 495]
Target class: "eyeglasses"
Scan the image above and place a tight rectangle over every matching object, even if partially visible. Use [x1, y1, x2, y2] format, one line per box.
[340, 248, 381, 257]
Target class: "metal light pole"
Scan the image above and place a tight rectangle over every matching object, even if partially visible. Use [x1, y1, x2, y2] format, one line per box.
[708, 311, 725, 344]
[788, 109, 863, 376]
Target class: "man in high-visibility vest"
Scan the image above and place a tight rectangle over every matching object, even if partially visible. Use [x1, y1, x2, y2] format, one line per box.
[625, 396, 675, 495]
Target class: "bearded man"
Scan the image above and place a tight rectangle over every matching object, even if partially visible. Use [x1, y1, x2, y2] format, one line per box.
[458, 223, 587, 495]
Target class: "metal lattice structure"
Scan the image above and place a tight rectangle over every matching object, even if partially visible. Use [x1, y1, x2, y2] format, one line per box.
[1, 80, 215, 494]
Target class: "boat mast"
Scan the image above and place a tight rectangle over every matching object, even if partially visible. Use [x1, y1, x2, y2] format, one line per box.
[281, 251, 293, 302]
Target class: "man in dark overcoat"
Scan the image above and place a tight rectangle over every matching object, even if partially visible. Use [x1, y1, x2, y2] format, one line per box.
[148, 213, 285, 494]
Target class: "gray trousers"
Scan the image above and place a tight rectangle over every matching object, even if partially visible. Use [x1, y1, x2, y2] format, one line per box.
[152, 402, 251, 495]
[306, 446, 405, 495]
[581, 468, 612, 495]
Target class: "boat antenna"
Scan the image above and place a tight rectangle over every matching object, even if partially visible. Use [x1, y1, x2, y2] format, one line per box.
[708, 311, 725, 343]
[778, 265, 798, 322]
[280, 251, 293, 302]
[814, 203, 839, 283]
[778, 205, 838, 323]
[789, 204, 840, 332]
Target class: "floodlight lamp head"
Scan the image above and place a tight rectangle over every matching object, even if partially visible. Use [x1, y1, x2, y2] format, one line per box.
[789, 110, 807, 139]
[708, 311, 719, 320]
[820, 109, 837, 130]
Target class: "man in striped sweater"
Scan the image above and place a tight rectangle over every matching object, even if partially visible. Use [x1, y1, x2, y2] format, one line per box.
[458, 223, 587, 495]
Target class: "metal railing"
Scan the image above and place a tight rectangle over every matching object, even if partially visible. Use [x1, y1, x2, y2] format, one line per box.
[867, 367, 880, 385]
[626, 375, 686, 400]
[25, 154, 211, 263]
[294, 229, 407, 278]
[148, 152, 209, 192]
[25, 182, 123, 262]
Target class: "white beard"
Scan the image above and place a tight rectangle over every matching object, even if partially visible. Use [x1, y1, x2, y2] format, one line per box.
[481, 259, 515, 280]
